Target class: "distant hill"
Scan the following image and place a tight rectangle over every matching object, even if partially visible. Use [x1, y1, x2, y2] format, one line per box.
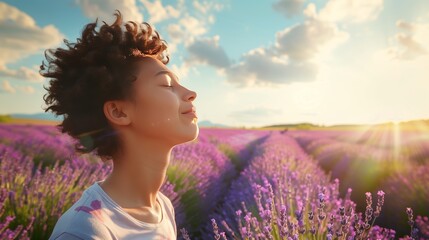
[262, 122, 323, 130]
[262, 119, 429, 130]
[10, 112, 63, 121]
[197, 120, 230, 128]
[396, 119, 429, 127]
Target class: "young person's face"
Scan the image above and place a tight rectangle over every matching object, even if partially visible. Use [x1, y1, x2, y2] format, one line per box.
[127, 57, 199, 146]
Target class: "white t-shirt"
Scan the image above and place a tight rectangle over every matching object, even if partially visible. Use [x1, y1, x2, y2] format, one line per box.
[49, 180, 177, 240]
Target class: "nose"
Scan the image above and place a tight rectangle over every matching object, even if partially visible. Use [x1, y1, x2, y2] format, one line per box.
[184, 88, 197, 102]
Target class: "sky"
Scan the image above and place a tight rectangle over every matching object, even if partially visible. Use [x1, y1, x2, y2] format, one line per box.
[0, 0, 428, 128]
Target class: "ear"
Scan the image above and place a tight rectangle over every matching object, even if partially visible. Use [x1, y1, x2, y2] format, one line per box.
[103, 100, 131, 126]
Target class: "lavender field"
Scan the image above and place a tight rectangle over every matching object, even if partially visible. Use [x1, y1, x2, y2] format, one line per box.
[0, 123, 428, 239]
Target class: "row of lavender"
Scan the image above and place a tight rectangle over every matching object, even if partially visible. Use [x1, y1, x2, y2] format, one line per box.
[165, 128, 270, 235]
[188, 131, 429, 239]
[1, 124, 428, 239]
[0, 124, 269, 239]
[289, 129, 429, 236]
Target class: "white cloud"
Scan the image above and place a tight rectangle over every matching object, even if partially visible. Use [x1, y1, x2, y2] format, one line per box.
[75, 0, 143, 23]
[0, 2, 63, 61]
[0, 78, 35, 95]
[165, 24, 183, 54]
[275, 18, 349, 61]
[166, 15, 209, 56]
[209, 0, 385, 88]
[318, 0, 384, 23]
[167, 23, 184, 40]
[387, 19, 429, 60]
[165, 1, 225, 55]
[0, 80, 16, 94]
[0, 65, 44, 82]
[0, 2, 63, 81]
[140, 0, 180, 24]
[167, 15, 208, 44]
[303, 3, 317, 18]
[181, 15, 208, 37]
[396, 19, 416, 32]
[173, 0, 355, 88]
[185, 35, 230, 68]
[19, 85, 35, 94]
[225, 48, 318, 87]
[193, 1, 224, 14]
[272, 0, 306, 18]
[170, 62, 191, 80]
[199, 16, 347, 87]
[160, 0, 225, 78]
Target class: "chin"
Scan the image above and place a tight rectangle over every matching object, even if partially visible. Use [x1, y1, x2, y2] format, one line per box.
[178, 122, 199, 144]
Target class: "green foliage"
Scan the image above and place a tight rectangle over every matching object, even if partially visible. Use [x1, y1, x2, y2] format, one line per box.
[180, 189, 203, 236]
[217, 143, 240, 169]
[0, 114, 12, 123]
[166, 164, 197, 193]
[166, 164, 205, 237]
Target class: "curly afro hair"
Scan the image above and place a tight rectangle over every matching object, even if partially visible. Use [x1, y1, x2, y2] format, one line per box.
[40, 10, 170, 161]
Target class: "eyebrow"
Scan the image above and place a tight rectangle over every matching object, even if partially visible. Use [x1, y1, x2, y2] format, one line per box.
[153, 70, 180, 82]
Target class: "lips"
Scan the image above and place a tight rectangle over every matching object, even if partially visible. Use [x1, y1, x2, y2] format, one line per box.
[183, 112, 198, 119]
[182, 107, 197, 118]
[182, 107, 196, 114]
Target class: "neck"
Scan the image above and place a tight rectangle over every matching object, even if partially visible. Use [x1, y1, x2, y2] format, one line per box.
[100, 133, 173, 209]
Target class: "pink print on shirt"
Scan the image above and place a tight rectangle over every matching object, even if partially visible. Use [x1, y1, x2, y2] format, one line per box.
[75, 199, 104, 222]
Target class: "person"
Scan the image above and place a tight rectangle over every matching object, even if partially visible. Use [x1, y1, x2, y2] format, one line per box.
[42, 9, 199, 240]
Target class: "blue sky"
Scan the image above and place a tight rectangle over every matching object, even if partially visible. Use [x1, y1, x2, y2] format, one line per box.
[0, 0, 428, 127]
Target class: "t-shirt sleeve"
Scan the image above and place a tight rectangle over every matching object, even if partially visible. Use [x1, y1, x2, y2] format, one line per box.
[50, 220, 114, 240]
[65, 217, 113, 240]
[52, 232, 85, 240]
[172, 205, 177, 237]
[49, 205, 115, 240]
[164, 195, 177, 237]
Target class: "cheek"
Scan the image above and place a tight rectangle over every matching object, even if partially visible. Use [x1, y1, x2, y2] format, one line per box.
[133, 87, 179, 130]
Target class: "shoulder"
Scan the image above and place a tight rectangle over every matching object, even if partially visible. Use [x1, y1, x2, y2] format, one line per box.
[158, 191, 174, 212]
[50, 232, 84, 240]
[158, 191, 177, 237]
[50, 204, 115, 240]
[49, 190, 115, 240]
